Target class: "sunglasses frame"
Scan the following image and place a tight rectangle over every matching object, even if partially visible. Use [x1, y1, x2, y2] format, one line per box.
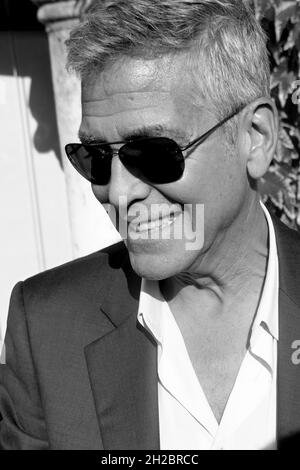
[65, 105, 244, 185]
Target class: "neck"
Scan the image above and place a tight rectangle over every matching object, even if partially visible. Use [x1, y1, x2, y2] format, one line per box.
[160, 193, 269, 326]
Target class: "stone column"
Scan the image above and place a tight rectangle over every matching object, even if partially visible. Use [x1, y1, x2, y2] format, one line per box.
[31, 0, 119, 257]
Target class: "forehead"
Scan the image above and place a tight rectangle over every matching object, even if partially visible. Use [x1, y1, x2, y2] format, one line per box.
[79, 56, 207, 144]
[81, 56, 194, 116]
[84, 57, 167, 94]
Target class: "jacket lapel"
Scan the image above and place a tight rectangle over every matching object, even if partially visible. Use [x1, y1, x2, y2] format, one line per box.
[273, 217, 300, 447]
[84, 245, 159, 450]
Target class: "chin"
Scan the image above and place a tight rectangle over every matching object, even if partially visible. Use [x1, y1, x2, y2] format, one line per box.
[128, 252, 171, 280]
[127, 245, 197, 281]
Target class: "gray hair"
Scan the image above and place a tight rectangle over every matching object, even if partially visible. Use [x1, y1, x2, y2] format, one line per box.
[67, 0, 270, 130]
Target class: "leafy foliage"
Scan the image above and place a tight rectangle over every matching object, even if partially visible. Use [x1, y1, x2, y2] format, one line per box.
[249, 0, 300, 229]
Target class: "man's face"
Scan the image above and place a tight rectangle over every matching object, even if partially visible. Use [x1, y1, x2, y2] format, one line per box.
[80, 56, 249, 280]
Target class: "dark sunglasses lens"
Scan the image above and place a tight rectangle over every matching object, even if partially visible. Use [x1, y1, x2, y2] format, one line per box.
[65, 144, 111, 185]
[120, 137, 184, 184]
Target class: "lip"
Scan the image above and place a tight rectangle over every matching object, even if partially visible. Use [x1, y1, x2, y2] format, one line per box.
[128, 213, 179, 233]
[126, 213, 176, 225]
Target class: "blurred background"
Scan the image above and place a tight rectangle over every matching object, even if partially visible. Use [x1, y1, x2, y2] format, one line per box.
[0, 0, 300, 353]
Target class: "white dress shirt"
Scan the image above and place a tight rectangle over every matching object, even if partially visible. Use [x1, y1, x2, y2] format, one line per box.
[137, 204, 278, 450]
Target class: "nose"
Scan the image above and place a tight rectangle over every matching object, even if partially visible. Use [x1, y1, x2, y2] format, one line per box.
[107, 156, 150, 210]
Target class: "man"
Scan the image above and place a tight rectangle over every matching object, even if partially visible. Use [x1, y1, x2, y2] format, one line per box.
[0, 0, 300, 450]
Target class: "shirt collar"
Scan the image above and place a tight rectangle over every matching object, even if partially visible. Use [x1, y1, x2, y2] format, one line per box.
[138, 279, 164, 344]
[252, 202, 279, 341]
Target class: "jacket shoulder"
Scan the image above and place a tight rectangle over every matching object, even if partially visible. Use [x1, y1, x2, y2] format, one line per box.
[7, 241, 132, 360]
[22, 241, 128, 304]
[273, 215, 300, 261]
[272, 215, 300, 306]
[15, 243, 130, 324]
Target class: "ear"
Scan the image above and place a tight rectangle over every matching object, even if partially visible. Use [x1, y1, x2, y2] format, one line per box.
[238, 97, 278, 180]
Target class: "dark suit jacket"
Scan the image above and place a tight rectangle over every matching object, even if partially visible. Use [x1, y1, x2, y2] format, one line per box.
[0, 216, 300, 450]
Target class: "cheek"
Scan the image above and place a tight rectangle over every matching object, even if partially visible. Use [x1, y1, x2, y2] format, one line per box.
[155, 158, 238, 205]
[153, 146, 247, 239]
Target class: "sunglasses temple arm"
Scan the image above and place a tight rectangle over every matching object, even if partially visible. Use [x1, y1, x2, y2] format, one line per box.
[181, 107, 243, 152]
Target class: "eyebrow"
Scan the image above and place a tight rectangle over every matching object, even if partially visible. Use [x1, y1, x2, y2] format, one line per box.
[78, 124, 189, 146]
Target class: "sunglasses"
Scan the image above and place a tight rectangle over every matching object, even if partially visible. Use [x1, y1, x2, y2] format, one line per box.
[65, 108, 242, 186]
